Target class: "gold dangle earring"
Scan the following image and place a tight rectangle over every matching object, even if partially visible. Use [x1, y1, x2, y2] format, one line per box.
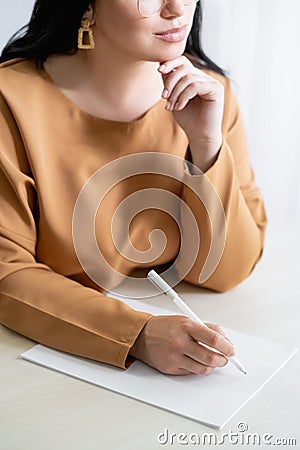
[78, 18, 95, 50]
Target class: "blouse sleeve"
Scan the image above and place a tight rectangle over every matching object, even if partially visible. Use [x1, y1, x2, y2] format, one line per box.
[0, 96, 151, 368]
[177, 76, 267, 292]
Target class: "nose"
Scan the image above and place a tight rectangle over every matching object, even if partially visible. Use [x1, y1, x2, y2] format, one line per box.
[160, 0, 185, 18]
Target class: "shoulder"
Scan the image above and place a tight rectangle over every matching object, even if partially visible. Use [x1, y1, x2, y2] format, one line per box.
[0, 58, 51, 107]
[0, 58, 42, 110]
[0, 58, 57, 124]
[0, 58, 42, 90]
[0, 57, 36, 76]
[0, 58, 58, 158]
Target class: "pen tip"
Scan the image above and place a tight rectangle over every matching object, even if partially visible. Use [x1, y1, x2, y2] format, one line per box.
[243, 370, 248, 375]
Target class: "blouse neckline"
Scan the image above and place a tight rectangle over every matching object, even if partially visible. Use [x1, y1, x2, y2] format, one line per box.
[38, 61, 166, 126]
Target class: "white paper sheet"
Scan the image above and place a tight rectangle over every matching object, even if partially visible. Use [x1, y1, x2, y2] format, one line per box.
[21, 296, 297, 429]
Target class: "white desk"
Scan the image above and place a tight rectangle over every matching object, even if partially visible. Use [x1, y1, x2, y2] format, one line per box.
[1, 219, 299, 450]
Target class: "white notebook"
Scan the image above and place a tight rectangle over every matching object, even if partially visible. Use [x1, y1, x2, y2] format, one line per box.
[21, 296, 297, 429]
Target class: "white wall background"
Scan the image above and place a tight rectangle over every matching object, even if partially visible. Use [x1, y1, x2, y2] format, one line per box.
[1, 0, 300, 221]
[202, 0, 300, 222]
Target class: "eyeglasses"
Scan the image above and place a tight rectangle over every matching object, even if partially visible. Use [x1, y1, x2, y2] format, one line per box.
[137, 0, 199, 18]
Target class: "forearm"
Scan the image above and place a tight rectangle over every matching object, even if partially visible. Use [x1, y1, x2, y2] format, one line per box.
[177, 141, 267, 292]
[0, 267, 151, 368]
[188, 136, 222, 173]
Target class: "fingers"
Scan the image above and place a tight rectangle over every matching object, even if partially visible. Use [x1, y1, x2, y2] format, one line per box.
[173, 367, 198, 376]
[169, 79, 220, 111]
[162, 319, 234, 374]
[185, 339, 227, 366]
[130, 315, 234, 376]
[164, 73, 200, 111]
[183, 320, 235, 358]
[180, 355, 216, 375]
[205, 323, 234, 345]
[158, 57, 223, 111]
[162, 351, 218, 376]
[164, 76, 222, 111]
[159, 64, 210, 93]
[160, 65, 198, 99]
[159, 55, 194, 73]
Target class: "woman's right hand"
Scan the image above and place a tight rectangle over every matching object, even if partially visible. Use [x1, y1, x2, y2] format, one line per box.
[129, 315, 235, 375]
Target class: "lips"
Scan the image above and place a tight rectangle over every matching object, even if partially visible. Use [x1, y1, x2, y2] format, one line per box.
[154, 25, 188, 43]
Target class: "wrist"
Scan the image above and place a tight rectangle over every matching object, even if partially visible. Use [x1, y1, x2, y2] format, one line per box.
[129, 322, 148, 359]
[188, 136, 223, 173]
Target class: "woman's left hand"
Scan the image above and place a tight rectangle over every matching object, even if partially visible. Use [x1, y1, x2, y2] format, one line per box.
[159, 55, 225, 171]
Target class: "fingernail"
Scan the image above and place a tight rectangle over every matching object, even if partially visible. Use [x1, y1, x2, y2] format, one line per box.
[159, 64, 167, 72]
[166, 101, 172, 111]
[162, 88, 169, 98]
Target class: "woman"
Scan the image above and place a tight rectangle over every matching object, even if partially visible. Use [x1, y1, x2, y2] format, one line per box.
[0, 0, 267, 375]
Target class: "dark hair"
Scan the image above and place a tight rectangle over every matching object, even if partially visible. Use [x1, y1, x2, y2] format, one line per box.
[186, 4, 226, 76]
[0, 0, 226, 76]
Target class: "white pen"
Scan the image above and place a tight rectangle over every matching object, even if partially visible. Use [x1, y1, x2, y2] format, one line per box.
[147, 270, 247, 375]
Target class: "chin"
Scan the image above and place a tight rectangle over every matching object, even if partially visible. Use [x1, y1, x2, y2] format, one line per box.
[151, 43, 188, 63]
